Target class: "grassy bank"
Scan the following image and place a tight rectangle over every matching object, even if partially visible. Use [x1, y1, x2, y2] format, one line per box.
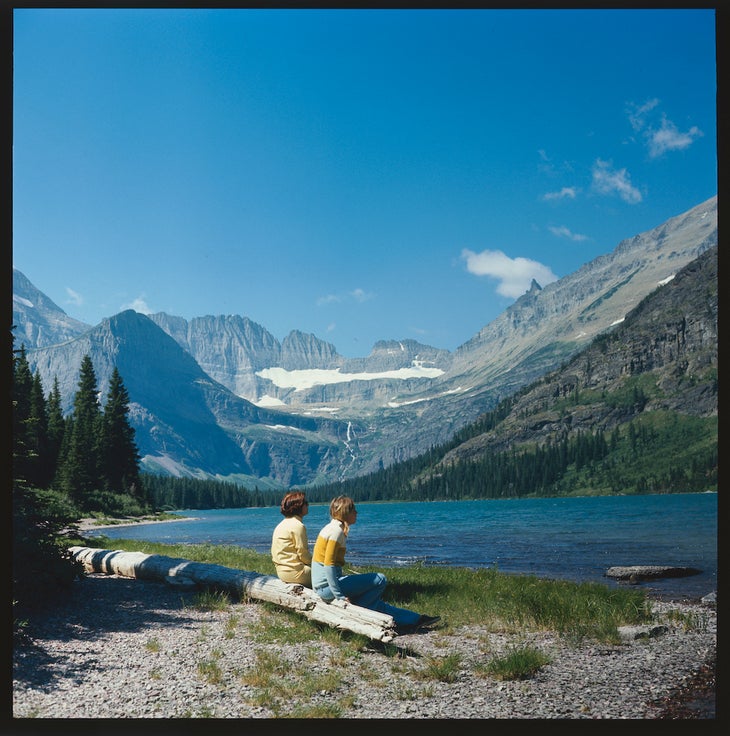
[74, 534, 659, 645]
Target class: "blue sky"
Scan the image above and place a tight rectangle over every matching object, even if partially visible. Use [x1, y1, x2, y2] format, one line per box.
[12, 8, 717, 358]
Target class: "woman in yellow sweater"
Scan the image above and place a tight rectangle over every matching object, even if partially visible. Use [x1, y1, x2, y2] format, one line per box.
[271, 491, 312, 587]
[311, 495, 440, 633]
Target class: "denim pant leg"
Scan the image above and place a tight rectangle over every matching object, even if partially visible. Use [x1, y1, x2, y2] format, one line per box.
[374, 601, 421, 626]
[337, 572, 387, 609]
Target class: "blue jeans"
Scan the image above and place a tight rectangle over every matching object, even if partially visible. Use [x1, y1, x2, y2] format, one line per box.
[314, 571, 421, 626]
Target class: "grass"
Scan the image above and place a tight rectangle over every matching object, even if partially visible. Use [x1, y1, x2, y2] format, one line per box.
[238, 646, 351, 717]
[144, 637, 161, 652]
[476, 644, 552, 681]
[412, 653, 463, 683]
[77, 534, 654, 644]
[190, 589, 232, 612]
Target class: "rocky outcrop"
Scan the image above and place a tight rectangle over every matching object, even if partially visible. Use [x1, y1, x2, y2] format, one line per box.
[606, 565, 702, 582]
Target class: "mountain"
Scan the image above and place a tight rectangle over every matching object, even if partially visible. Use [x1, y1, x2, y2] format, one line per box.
[441, 243, 718, 467]
[21, 309, 356, 487]
[144, 312, 453, 409]
[321, 244, 717, 501]
[12, 195, 717, 487]
[12, 269, 91, 348]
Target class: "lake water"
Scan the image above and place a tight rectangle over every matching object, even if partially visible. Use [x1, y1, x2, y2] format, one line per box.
[87, 493, 718, 601]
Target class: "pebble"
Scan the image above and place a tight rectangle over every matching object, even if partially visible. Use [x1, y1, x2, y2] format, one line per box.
[12, 573, 716, 719]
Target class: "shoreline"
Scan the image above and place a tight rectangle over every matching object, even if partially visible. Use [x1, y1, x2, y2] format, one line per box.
[76, 515, 196, 532]
[75, 514, 715, 605]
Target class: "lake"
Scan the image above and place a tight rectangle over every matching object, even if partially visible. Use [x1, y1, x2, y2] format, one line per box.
[87, 492, 718, 601]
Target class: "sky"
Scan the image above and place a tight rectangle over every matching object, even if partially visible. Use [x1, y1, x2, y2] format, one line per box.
[12, 7, 717, 359]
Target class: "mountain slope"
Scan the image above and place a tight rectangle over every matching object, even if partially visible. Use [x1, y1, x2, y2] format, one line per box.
[316, 245, 717, 501]
[12, 268, 91, 348]
[356, 196, 718, 468]
[441, 244, 718, 469]
[13, 195, 717, 487]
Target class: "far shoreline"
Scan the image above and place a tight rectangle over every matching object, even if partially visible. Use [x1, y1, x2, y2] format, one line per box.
[77, 514, 197, 532]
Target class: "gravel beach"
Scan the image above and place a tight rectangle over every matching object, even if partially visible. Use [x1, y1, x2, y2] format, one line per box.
[11, 570, 716, 721]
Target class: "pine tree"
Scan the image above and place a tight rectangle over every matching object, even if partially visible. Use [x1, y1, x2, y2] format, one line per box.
[46, 377, 66, 484]
[12, 345, 33, 485]
[12, 337, 82, 618]
[56, 355, 103, 507]
[101, 367, 144, 504]
[26, 372, 50, 488]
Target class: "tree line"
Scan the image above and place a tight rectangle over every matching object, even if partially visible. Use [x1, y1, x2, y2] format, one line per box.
[143, 475, 278, 510]
[13, 345, 146, 516]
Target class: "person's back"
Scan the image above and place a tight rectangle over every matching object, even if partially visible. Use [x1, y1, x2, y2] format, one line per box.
[271, 492, 312, 587]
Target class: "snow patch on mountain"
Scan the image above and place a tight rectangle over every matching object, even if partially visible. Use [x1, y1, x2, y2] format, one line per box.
[256, 364, 444, 391]
[387, 385, 468, 408]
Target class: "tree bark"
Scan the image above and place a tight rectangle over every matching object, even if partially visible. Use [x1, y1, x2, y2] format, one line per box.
[69, 546, 397, 642]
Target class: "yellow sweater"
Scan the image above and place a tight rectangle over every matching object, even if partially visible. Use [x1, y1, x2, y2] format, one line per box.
[271, 515, 312, 585]
[311, 519, 348, 596]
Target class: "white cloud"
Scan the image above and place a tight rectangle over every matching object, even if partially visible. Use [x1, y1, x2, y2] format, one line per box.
[626, 99, 702, 158]
[123, 297, 153, 315]
[547, 225, 588, 242]
[627, 98, 660, 132]
[461, 248, 558, 298]
[542, 187, 578, 201]
[317, 288, 374, 306]
[350, 288, 374, 302]
[647, 116, 703, 158]
[65, 287, 83, 307]
[591, 159, 642, 204]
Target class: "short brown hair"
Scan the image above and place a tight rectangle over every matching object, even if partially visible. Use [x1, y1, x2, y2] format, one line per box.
[280, 491, 307, 517]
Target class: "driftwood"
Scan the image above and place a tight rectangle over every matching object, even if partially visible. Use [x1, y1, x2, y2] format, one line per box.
[69, 546, 397, 642]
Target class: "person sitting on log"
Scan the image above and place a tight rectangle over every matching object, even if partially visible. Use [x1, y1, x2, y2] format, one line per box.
[271, 491, 312, 587]
[311, 495, 441, 634]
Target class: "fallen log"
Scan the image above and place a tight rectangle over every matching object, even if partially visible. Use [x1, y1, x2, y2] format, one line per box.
[69, 546, 397, 642]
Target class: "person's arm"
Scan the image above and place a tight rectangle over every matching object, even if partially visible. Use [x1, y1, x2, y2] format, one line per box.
[293, 520, 311, 565]
[321, 537, 345, 599]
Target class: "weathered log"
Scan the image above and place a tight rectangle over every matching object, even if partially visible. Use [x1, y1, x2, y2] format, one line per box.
[69, 546, 397, 642]
[605, 565, 702, 582]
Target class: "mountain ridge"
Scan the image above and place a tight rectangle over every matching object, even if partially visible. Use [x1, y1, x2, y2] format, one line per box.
[12, 195, 717, 487]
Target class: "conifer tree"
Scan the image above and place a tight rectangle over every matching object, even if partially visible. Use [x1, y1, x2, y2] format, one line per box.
[12, 345, 33, 484]
[12, 337, 82, 618]
[46, 377, 65, 484]
[56, 355, 103, 507]
[101, 367, 144, 504]
[26, 372, 50, 488]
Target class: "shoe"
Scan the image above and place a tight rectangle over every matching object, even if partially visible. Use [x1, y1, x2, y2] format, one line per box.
[415, 614, 441, 630]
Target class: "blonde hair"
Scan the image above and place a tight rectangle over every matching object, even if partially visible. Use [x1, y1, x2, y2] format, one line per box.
[329, 495, 355, 531]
